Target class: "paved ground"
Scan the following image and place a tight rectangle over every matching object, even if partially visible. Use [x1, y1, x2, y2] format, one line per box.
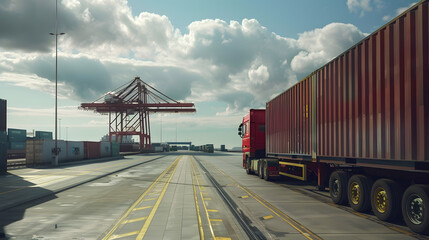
[0, 151, 426, 239]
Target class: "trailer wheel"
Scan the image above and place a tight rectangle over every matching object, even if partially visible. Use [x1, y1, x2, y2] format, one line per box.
[371, 179, 403, 221]
[329, 171, 348, 205]
[402, 185, 429, 234]
[348, 175, 372, 212]
[263, 163, 270, 181]
[258, 161, 264, 179]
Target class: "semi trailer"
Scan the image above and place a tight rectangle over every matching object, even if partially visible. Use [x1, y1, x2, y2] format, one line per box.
[238, 0, 429, 234]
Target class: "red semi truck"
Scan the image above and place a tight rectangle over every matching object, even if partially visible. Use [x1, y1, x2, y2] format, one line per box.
[239, 1, 429, 234]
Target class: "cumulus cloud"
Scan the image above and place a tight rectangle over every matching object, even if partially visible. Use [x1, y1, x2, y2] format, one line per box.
[347, 0, 372, 16]
[0, 0, 366, 115]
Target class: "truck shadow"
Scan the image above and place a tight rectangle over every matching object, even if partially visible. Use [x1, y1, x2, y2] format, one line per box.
[0, 173, 56, 239]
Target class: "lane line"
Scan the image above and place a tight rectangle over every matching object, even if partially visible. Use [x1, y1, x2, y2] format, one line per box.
[210, 219, 223, 222]
[136, 156, 182, 239]
[110, 231, 139, 240]
[142, 198, 158, 201]
[102, 156, 180, 240]
[213, 162, 322, 240]
[133, 206, 153, 211]
[191, 157, 205, 240]
[191, 158, 217, 240]
[122, 217, 148, 224]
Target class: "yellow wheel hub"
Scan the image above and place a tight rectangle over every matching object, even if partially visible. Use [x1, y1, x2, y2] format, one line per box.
[350, 182, 360, 205]
[374, 187, 388, 213]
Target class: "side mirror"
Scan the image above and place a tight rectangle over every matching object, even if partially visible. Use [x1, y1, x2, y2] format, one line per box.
[238, 123, 243, 138]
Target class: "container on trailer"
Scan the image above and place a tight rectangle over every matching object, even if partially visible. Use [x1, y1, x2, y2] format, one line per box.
[266, 75, 313, 159]
[84, 141, 101, 159]
[7, 128, 26, 142]
[0, 99, 6, 132]
[66, 141, 84, 162]
[26, 139, 67, 165]
[315, 1, 429, 169]
[111, 142, 120, 156]
[35, 131, 53, 140]
[100, 141, 112, 157]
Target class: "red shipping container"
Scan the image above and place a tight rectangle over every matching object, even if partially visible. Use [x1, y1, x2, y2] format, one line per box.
[84, 141, 101, 159]
[316, 1, 429, 167]
[266, 75, 313, 159]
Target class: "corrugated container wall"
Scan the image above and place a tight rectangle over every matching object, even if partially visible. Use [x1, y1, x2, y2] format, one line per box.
[0, 99, 6, 132]
[9, 142, 26, 150]
[26, 140, 67, 165]
[7, 128, 26, 142]
[316, 1, 429, 162]
[35, 131, 53, 140]
[111, 142, 120, 156]
[266, 75, 313, 158]
[84, 142, 101, 159]
[100, 142, 111, 157]
[66, 141, 84, 162]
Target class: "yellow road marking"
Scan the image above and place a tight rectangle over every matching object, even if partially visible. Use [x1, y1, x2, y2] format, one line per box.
[351, 211, 368, 218]
[203, 198, 212, 201]
[133, 206, 153, 211]
[263, 215, 274, 220]
[207, 209, 218, 212]
[191, 158, 217, 240]
[214, 164, 321, 240]
[210, 219, 223, 222]
[191, 158, 205, 240]
[240, 195, 249, 199]
[110, 231, 139, 240]
[216, 237, 232, 240]
[122, 217, 148, 224]
[202, 192, 209, 195]
[102, 157, 180, 240]
[143, 198, 158, 201]
[136, 156, 182, 240]
[390, 227, 414, 236]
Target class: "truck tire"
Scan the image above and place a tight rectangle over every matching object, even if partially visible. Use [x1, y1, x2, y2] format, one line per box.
[329, 171, 348, 205]
[348, 175, 372, 212]
[258, 161, 264, 179]
[263, 163, 270, 181]
[371, 179, 403, 221]
[402, 184, 429, 234]
[245, 157, 253, 175]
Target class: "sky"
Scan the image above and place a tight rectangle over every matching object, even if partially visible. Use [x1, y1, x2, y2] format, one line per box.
[0, 0, 418, 149]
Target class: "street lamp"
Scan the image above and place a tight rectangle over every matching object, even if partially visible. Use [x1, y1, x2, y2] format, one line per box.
[50, 0, 65, 166]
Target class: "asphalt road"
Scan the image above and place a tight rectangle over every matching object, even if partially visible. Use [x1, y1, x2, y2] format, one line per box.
[0, 151, 426, 239]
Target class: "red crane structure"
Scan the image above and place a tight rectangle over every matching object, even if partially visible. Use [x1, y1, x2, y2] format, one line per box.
[80, 77, 196, 151]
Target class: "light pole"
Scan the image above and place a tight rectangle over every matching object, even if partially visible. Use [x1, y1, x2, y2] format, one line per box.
[50, 0, 65, 166]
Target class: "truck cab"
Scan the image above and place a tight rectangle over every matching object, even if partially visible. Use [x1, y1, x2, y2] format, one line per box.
[238, 109, 266, 171]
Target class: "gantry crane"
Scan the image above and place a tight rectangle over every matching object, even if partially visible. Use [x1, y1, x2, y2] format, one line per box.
[80, 77, 196, 151]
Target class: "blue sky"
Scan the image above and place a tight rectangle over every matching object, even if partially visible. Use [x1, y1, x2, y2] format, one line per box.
[0, 0, 418, 148]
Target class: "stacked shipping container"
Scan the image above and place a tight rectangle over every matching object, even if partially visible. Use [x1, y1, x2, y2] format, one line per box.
[26, 140, 121, 165]
[7, 128, 26, 150]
